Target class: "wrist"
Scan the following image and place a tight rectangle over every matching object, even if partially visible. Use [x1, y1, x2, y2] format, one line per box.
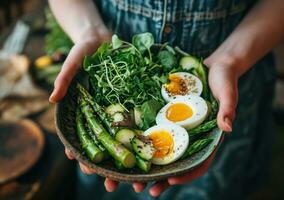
[204, 51, 249, 79]
[75, 24, 111, 45]
[73, 24, 111, 55]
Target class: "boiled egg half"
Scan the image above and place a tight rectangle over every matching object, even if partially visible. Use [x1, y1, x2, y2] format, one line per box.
[161, 72, 203, 102]
[156, 96, 208, 130]
[143, 123, 189, 165]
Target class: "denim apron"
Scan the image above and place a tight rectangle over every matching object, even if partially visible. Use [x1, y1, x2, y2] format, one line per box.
[76, 1, 276, 199]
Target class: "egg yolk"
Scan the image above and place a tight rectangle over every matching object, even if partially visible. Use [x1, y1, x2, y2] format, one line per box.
[149, 130, 174, 158]
[166, 103, 193, 122]
[164, 74, 188, 95]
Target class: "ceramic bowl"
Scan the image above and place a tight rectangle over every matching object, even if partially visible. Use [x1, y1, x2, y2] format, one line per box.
[55, 72, 223, 183]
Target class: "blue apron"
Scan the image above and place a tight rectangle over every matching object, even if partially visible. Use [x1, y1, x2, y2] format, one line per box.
[76, 1, 276, 199]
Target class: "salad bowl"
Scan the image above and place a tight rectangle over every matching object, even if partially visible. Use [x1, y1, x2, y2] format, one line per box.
[55, 72, 223, 183]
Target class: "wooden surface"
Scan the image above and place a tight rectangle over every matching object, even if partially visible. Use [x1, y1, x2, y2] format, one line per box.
[0, 1, 76, 200]
[0, 120, 44, 184]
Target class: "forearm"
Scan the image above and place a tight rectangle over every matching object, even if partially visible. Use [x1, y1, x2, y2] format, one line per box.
[48, 0, 108, 44]
[205, 0, 284, 76]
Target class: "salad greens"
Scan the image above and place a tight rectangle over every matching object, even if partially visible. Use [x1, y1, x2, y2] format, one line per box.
[83, 34, 174, 109]
[132, 32, 154, 54]
[73, 32, 219, 172]
[139, 100, 163, 130]
[157, 50, 178, 69]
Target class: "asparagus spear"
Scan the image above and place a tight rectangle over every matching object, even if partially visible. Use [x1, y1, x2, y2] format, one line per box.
[181, 138, 213, 159]
[78, 96, 136, 168]
[77, 83, 118, 136]
[76, 108, 105, 163]
[114, 160, 126, 170]
[188, 119, 217, 137]
[136, 155, 151, 172]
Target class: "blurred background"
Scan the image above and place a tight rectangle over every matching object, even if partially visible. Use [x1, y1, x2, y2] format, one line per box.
[0, 0, 283, 199]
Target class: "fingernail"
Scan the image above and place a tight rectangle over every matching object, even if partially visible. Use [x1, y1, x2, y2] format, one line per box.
[149, 189, 157, 197]
[224, 117, 232, 132]
[167, 179, 176, 185]
[133, 185, 139, 193]
[49, 91, 56, 103]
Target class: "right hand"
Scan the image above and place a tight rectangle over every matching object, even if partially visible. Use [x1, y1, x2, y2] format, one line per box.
[49, 25, 111, 103]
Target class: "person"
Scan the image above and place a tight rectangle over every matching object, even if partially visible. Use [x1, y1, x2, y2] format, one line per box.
[48, 0, 284, 199]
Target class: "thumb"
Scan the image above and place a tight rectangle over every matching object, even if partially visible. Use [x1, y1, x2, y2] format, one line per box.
[49, 40, 99, 103]
[216, 82, 238, 132]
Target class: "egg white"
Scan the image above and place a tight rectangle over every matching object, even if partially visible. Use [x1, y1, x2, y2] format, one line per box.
[161, 72, 203, 102]
[156, 96, 208, 130]
[143, 123, 189, 165]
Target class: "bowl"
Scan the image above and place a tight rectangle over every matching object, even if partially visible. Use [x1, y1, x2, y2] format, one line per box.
[55, 72, 223, 183]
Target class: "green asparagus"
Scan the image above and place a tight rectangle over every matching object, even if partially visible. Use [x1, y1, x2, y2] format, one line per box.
[181, 138, 213, 159]
[136, 155, 151, 172]
[77, 83, 118, 136]
[78, 96, 136, 168]
[114, 160, 126, 170]
[188, 119, 217, 137]
[86, 127, 110, 159]
[76, 108, 105, 163]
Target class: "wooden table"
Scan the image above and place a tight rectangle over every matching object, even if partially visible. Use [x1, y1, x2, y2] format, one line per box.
[0, 7, 77, 200]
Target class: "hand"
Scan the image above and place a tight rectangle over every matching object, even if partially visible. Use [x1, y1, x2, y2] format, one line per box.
[49, 26, 111, 103]
[204, 56, 240, 133]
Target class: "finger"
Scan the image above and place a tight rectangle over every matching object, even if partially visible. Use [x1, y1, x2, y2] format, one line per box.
[132, 182, 146, 193]
[79, 162, 96, 175]
[149, 180, 169, 197]
[65, 148, 74, 160]
[49, 40, 99, 103]
[104, 178, 119, 192]
[49, 45, 85, 103]
[168, 151, 216, 185]
[216, 82, 238, 132]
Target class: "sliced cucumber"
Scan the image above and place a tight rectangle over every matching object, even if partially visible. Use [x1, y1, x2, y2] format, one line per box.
[134, 107, 142, 127]
[115, 129, 136, 149]
[131, 137, 154, 161]
[180, 56, 200, 70]
[113, 112, 125, 122]
[105, 103, 125, 116]
[133, 129, 144, 135]
[136, 155, 151, 172]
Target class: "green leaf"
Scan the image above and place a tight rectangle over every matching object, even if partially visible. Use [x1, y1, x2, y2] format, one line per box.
[112, 34, 123, 49]
[132, 32, 154, 54]
[157, 50, 177, 69]
[140, 100, 163, 130]
[92, 42, 112, 60]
